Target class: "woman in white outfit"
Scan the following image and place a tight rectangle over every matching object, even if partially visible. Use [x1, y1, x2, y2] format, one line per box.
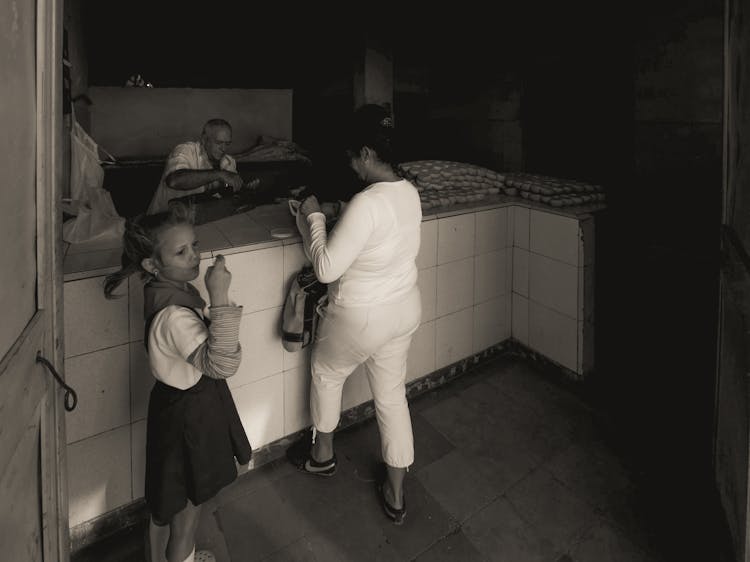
[287, 104, 422, 524]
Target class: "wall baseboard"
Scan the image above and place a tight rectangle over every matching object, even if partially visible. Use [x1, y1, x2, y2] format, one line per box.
[69, 338, 573, 554]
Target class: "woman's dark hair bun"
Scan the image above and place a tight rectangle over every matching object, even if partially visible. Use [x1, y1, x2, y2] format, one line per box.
[352, 104, 392, 131]
[346, 104, 397, 165]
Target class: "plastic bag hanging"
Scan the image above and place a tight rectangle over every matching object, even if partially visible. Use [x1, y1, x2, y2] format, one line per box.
[63, 114, 124, 245]
[69, 119, 105, 202]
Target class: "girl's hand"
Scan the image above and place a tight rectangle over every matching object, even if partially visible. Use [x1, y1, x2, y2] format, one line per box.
[300, 195, 321, 218]
[205, 254, 231, 306]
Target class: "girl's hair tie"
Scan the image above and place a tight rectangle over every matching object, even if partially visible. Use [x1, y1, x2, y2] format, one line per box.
[380, 117, 394, 128]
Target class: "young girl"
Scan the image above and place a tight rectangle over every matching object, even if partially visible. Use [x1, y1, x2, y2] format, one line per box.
[104, 203, 252, 562]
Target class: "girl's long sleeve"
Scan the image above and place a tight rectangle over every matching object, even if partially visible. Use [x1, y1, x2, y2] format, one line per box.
[188, 305, 243, 379]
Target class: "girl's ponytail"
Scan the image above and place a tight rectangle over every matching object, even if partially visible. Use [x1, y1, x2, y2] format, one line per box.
[102, 203, 195, 300]
[104, 217, 151, 299]
[103, 252, 142, 299]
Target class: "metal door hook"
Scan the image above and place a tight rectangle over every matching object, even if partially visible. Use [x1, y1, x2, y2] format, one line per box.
[36, 351, 78, 412]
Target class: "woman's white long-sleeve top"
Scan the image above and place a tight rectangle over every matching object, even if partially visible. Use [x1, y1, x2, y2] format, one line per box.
[304, 180, 422, 307]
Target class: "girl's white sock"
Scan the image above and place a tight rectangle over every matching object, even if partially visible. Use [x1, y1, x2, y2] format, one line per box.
[148, 518, 170, 562]
[181, 545, 196, 562]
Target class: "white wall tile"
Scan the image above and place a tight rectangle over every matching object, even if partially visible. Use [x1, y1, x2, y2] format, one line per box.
[65, 276, 128, 357]
[529, 210, 579, 266]
[232, 307, 284, 388]
[475, 207, 507, 255]
[407, 321, 436, 382]
[529, 253, 578, 319]
[130, 342, 151, 422]
[578, 216, 595, 267]
[436, 257, 474, 317]
[224, 247, 284, 313]
[513, 207, 530, 250]
[131, 420, 147, 499]
[473, 297, 508, 354]
[506, 206, 516, 249]
[128, 276, 145, 342]
[418, 267, 437, 322]
[65, 345, 131, 443]
[505, 293, 512, 341]
[283, 367, 312, 436]
[513, 248, 529, 297]
[67, 425, 132, 527]
[512, 293, 529, 345]
[231, 374, 284, 449]
[528, 301, 578, 372]
[416, 220, 438, 269]
[342, 365, 373, 411]
[283, 344, 311, 373]
[474, 249, 507, 304]
[506, 246, 514, 297]
[435, 308, 473, 370]
[437, 214, 475, 264]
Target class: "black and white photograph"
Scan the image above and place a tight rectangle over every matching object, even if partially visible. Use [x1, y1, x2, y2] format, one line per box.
[0, 1, 743, 561]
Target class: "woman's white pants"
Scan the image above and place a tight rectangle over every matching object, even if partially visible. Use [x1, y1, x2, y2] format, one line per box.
[310, 286, 421, 468]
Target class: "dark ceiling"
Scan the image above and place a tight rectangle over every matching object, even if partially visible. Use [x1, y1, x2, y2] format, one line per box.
[82, 1, 635, 88]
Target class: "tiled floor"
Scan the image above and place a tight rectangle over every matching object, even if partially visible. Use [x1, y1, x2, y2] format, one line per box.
[71, 355, 723, 562]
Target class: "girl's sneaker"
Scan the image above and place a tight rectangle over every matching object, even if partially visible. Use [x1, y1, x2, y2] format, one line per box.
[195, 550, 216, 562]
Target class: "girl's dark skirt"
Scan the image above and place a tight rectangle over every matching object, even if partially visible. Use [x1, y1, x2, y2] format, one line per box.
[145, 376, 253, 523]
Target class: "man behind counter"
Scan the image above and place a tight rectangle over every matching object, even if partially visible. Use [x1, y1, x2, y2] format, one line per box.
[147, 118, 255, 215]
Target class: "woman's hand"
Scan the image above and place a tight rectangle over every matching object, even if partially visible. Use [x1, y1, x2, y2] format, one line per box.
[205, 254, 231, 306]
[300, 195, 321, 218]
[320, 201, 339, 220]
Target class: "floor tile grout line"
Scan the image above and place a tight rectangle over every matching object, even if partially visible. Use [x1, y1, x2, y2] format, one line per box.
[407, 520, 464, 562]
[503, 488, 593, 559]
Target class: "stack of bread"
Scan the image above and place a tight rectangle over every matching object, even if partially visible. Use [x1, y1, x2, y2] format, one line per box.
[503, 173, 606, 207]
[397, 160, 506, 210]
[397, 161, 606, 211]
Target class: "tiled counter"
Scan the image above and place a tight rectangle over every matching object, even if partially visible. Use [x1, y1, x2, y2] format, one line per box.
[62, 197, 599, 532]
[511, 209, 596, 374]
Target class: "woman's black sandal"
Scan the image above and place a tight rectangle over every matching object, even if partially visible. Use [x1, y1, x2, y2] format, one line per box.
[285, 429, 337, 477]
[378, 482, 406, 525]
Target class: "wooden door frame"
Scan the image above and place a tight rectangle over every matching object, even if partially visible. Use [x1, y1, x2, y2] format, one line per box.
[36, 0, 68, 559]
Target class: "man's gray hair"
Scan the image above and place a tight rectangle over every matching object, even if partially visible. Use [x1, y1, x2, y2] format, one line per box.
[202, 118, 232, 137]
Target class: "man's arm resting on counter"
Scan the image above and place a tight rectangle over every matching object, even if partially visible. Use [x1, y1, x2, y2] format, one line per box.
[166, 168, 231, 191]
